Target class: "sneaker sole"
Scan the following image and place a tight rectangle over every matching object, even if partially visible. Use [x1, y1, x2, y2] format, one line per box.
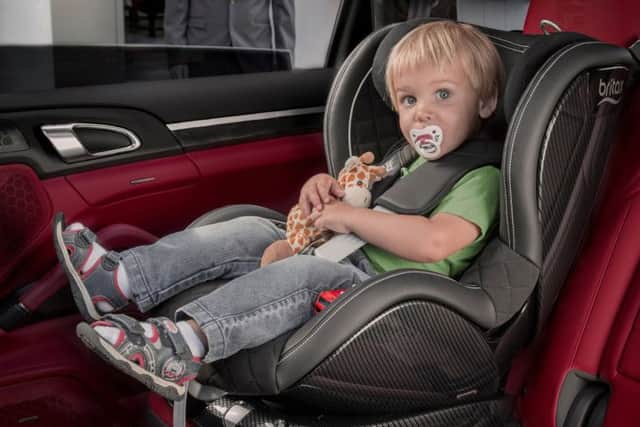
[76, 322, 186, 401]
[53, 213, 102, 322]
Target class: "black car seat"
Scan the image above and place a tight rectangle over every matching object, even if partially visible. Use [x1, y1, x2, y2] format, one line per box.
[151, 18, 637, 426]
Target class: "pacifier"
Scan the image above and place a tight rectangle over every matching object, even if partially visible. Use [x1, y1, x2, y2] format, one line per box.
[410, 125, 443, 160]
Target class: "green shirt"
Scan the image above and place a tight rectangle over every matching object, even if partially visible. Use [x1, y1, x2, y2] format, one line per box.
[362, 156, 500, 278]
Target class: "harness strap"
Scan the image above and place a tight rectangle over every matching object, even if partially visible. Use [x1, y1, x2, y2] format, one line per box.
[370, 140, 417, 201]
[374, 138, 502, 215]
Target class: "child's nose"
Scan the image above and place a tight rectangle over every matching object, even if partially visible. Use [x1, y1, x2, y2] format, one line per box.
[415, 108, 432, 124]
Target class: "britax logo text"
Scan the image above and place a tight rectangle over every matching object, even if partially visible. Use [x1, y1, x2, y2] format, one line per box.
[598, 78, 623, 105]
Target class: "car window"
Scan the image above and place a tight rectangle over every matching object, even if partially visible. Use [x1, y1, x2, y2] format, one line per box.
[0, 0, 342, 94]
[457, 0, 529, 31]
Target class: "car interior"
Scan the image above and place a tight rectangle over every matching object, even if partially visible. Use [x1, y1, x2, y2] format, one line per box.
[0, 1, 639, 427]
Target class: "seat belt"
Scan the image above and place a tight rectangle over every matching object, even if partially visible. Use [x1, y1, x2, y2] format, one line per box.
[314, 138, 502, 263]
[172, 390, 188, 427]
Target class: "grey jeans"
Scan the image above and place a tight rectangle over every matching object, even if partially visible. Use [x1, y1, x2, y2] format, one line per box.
[120, 216, 375, 363]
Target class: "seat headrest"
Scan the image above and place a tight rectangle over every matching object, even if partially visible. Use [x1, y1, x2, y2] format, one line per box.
[371, 19, 592, 131]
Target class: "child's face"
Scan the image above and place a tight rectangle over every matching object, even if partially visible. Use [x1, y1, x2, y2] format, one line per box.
[393, 58, 496, 160]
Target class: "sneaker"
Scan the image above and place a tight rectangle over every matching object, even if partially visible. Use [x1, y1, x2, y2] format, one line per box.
[76, 314, 201, 401]
[53, 212, 129, 321]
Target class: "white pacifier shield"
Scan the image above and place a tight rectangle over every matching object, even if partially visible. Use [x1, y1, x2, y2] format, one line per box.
[410, 125, 443, 159]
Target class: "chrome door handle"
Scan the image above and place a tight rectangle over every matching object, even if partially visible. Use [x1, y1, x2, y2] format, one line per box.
[41, 123, 141, 163]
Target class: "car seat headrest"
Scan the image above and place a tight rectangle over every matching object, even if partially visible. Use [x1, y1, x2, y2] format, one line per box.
[371, 19, 592, 133]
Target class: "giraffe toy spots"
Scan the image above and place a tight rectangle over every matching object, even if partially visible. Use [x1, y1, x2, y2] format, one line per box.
[261, 152, 387, 267]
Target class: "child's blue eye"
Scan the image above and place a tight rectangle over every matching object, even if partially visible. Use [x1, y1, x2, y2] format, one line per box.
[401, 95, 417, 107]
[436, 89, 450, 100]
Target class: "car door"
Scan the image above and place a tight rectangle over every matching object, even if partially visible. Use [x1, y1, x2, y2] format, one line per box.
[0, 1, 362, 317]
[0, 2, 375, 423]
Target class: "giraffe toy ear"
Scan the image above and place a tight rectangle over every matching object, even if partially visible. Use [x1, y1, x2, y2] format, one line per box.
[358, 152, 375, 165]
[368, 165, 387, 183]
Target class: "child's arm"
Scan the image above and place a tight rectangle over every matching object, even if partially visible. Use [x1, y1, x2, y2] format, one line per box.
[311, 202, 479, 263]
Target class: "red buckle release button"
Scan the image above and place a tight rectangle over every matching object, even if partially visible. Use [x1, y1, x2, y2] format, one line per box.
[314, 289, 346, 313]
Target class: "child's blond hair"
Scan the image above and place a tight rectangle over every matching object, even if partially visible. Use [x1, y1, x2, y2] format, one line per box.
[385, 21, 505, 111]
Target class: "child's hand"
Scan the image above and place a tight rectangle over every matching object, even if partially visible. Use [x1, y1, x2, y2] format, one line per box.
[310, 201, 355, 234]
[299, 173, 345, 218]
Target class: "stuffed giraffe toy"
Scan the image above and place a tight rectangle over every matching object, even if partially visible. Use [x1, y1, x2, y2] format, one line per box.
[261, 152, 387, 267]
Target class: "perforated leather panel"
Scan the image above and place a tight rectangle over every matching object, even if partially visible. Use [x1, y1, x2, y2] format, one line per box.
[0, 165, 51, 282]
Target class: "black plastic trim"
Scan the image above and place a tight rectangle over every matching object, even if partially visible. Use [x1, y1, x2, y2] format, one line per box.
[0, 301, 30, 331]
[557, 370, 607, 427]
[326, 1, 371, 68]
[173, 113, 323, 151]
[564, 384, 609, 427]
[0, 68, 335, 177]
[0, 108, 182, 178]
[0, 68, 334, 124]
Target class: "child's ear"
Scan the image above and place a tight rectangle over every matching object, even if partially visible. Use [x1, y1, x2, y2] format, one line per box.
[478, 94, 498, 119]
